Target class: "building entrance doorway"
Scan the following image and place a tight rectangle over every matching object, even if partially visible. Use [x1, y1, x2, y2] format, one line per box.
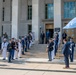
[45, 23, 54, 38]
[46, 29, 54, 38]
[28, 25, 32, 33]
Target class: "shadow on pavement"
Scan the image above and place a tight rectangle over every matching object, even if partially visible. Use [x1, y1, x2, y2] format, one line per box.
[73, 68, 76, 70]
[0, 67, 76, 73]
[0, 59, 25, 65]
[0, 64, 8, 66]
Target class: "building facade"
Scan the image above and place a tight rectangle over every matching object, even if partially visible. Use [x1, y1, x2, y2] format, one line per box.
[0, 0, 76, 42]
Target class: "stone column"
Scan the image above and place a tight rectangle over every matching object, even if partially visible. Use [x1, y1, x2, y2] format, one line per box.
[54, 0, 62, 39]
[0, 0, 3, 36]
[12, 0, 21, 39]
[32, 0, 40, 42]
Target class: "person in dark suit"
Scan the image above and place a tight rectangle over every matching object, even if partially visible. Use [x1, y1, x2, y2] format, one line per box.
[62, 32, 67, 40]
[40, 31, 45, 44]
[47, 38, 54, 61]
[21, 36, 25, 55]
[11, 38, 15, 60]
[63, 39, 70, 69]
[7, 39, 12, 63]
[0, 36, 1, 50]
[46, 30, 50, 44]
[69, 38, 75, 62]
[24, 35, 28, 52]
[54, 33, 59, 56]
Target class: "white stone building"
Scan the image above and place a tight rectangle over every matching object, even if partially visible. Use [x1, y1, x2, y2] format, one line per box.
[0, 0, 76, 42]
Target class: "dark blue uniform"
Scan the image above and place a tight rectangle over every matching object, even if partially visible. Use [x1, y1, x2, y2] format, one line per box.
[11, 41, 15, 60]
[40, 33, 45, 44]
[63, 42, 70, 67]
[0, 37, 1, 50]
[62, 33, 67, 39]
[25, 37, 28, 52]
[55, 34, 59, 56]
[21, 39, 25, 55]
[7, 43, 12, 62]
[46, 31, 50, 44]
[48, 42, 54, 61]
[70, 41, 75, 62]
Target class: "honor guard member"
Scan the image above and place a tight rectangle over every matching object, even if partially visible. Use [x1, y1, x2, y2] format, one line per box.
[18, 39, 22, 58]
[11, 38, 15, 60]
[46, 30, 50, 44]
[54, 33, 59, 56]
[40, 31, 45, 44]
[0, 36, 1, 50]
[1, 38, 8, 60]
[62, 32, 67, 40]
[69, 38, 75, 62]
[7, 39, 12, 63]
[21, 36, 25, 55]
[47, 38, 54, 61]
[63, 39, 70, 69]
[51, 38, 55, 60]
[14, 40, 18, 59]
[24, 35, 28, 52]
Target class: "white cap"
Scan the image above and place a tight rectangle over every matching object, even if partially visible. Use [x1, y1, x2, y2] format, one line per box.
[4, 38, 7, 41]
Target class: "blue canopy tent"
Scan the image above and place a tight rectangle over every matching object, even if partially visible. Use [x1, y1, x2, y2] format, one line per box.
[63, 17, 76, 43]
[63, 17, 76, 29]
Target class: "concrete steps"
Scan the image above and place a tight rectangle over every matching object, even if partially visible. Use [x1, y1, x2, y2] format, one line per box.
[26, 44, 48, 58]
[24, 44, 63, 59]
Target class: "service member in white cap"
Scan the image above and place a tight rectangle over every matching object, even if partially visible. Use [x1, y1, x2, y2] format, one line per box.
[18, 39, 22, 58]
[1, 38, 8, 60]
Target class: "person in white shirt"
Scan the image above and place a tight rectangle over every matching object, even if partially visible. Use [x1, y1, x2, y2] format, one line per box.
[18, 39, 22, 58]
[1, 38, 8, 60]
[51, 38, 55, 60]
[14, 39, 18, 59]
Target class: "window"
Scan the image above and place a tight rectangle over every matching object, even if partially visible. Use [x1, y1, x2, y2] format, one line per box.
[28, 25, 32, 33]
[2, 26, 3, 36]
[10, 0, 12, 21]
[45, 4, 54, 19]
[3, 0, 5, 2]
[64, 2, 76, 18]
[2, 8, 5, 21]
[28, 5, 32, 20]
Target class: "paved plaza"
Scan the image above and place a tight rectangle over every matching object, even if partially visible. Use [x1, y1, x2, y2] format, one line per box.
[0, 44, 76, 75]
[0, 57, 76, 75]
[0, 0, 76, 75]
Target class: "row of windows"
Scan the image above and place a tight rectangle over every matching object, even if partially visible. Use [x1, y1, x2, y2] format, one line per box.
[64, 2, 76, 18]
[2, 8, 5, 21]
[2, 1, 76, 21]
[45, 1, 76, 19]
[28, 2, 76, 20]
[28, 5, 32, 20]
[3, 0, 5, 21]
[27, 4, 54, 20]
[3, 0, 5, 2]
[45, 4, 54, 19]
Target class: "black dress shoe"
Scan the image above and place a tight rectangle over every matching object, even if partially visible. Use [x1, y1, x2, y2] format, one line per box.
[63, 66, 70, 69]
[8, 61, 12, 63]
[3, 58, 6, 60]
[70, 61, 73, 62]
[22, 54, 25, 55]
[19, 57, 22, 58]
[48, 60, 52, 61]
[12, 59, 14, 60]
